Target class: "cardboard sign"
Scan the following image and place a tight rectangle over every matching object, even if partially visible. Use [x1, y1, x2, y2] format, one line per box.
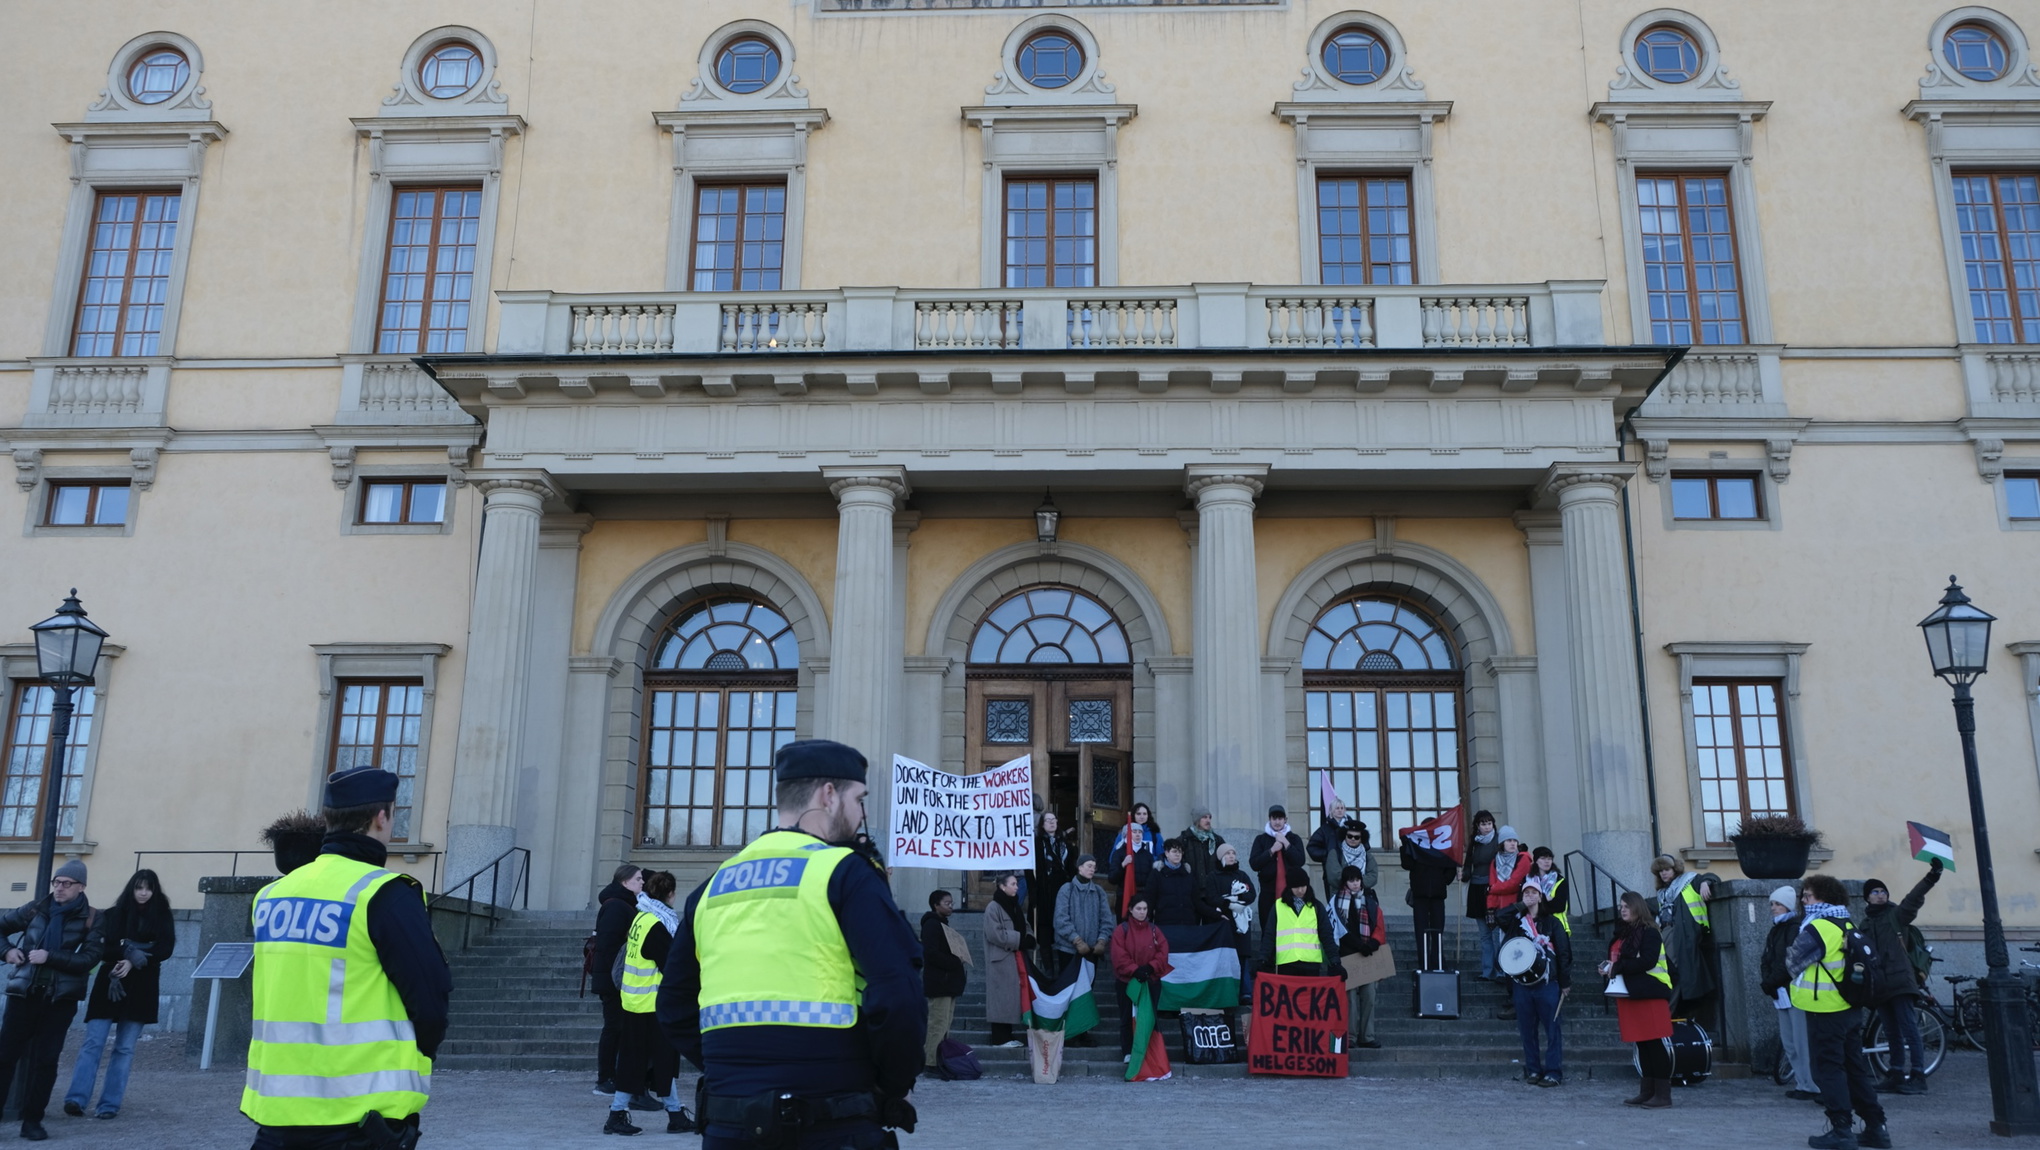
[888, 754, 1035, 868]
[1247, 972, 1348, 1078]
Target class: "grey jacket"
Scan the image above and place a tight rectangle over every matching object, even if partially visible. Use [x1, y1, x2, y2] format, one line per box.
[1052, 878, 1115, 955]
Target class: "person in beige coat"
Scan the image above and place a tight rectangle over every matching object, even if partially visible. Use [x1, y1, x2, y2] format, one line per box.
[983, 873, 1031, 1047]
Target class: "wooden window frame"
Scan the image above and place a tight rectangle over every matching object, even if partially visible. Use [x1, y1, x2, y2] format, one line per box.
[2005, 471, 2040, 520]
[1669, 471, 1764, 521]
[1636, 170, 1748, 346]
[1001, 174, 1099, 289]
[69, 188, 182, 358]
[1315, 172, 1415, 286]
[639, 675, 798, 850]
[43, 481, 130, 527]
[357, 478, 449, 526]
[687, 180, 788, 292]
[0, 681, 94, 842]
[1950, 170, 2040, 344]
[326, 679, 425, 842]
[374, 185, 484, 355]
[1690, 677, 1795, 845]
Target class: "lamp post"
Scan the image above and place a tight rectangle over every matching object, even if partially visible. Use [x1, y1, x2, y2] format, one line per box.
[26, 591, 106, 896]
[1917, 576, 2040, 1137]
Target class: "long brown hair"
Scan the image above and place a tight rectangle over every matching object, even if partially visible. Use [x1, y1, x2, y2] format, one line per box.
[1618, 891, 1654, 937]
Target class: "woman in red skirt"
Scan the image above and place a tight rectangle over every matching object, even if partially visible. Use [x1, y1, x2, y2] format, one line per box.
[1600, 891, 1675, 1108]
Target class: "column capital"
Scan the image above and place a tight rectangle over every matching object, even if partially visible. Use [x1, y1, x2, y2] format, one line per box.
[822, 465, 910, 504]
[1535, 462, 1637, 506]
[1184, 463, 1268, 502]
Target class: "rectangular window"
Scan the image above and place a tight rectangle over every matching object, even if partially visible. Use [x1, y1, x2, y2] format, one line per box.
[1004, 177, 1097, 288]
[642, 687, 796, 848]
[1952, 172, 2040, 344]
[329, 681, 424, 842]
[1, 683, 94, 840]
[43, 482, 130, 527]
[360, 480, 448, 525]
[1691, 680, 1793, 843]
[376, 186, 483, 354]
[1670, 473, 1762, 520]
[71, 190, 181, 357]
[690, 183, 787, 291]
[1317, 175, 1413, 285]
[1637, 173, 1746, 345]
[2007, 473, 2040, 520]
[1305, 687, 1461, 840]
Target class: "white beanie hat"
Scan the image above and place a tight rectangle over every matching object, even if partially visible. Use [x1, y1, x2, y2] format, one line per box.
[1497, 825, 1520, 843]
[1768, 885, 1797, 907]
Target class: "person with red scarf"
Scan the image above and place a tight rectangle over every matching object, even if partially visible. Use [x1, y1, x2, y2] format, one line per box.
[1109, 895, 1172, 1064]
[1485, 827, 1528, 1019]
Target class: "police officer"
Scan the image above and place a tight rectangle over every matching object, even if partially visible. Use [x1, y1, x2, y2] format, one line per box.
[242, 767, 453, 1150]
[660, 740, 925, 1150]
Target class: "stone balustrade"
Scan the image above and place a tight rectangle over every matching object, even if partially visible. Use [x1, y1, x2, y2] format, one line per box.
[496, 280, 1607, 357]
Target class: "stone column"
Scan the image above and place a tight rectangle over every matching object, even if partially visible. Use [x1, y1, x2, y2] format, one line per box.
[446, 473, 553, 902]
[822, 468, 908, 768]
[1517, 510, 1583, 857]
[1186, 464, 1268, 836]
[1541, 464, 1652, 886]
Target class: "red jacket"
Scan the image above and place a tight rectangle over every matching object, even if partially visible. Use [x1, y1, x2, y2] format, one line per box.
[1487, 854, 1527, 912]
[1109, 919, 1173, 982]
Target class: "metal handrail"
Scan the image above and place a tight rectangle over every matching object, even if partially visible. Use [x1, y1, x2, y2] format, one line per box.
[133, 849, 443, 894]
[1561, 849, 1639, 942]
[427, 846, 530, 951]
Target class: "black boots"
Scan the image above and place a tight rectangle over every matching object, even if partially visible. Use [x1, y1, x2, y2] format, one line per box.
[603, 1110, 642, 1137]
[1639, 1078, 1673, 1108]
[667, 1108, 697, 1134]
[1806, 1123, 1857, 1150]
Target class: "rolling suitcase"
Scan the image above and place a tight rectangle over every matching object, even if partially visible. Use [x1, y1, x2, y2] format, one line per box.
[1416, 969, 1460, 1019]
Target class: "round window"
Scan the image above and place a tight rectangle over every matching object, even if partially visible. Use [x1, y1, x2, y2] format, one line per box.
[715, 36, 782, 94]
[419, 42, 484, 99]
[1944, 22, 2010, 82]
[127, 48, 191, 105]
[1017, 30, 1084, 90]
[1633, 24, 1701, 83]
[1321, 25, 1389, 86]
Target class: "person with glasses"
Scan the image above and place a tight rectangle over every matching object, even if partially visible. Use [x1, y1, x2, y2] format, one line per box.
[0, 861, 107, 1141]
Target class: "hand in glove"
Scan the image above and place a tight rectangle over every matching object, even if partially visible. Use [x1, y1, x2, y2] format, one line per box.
[1019, 934, 1037, 951]
[1354, 937, 1380, 957]
[1928, 857, 1944, 875]
[1134, 964, 1154, 981]
[880, 1095, 918, 1134]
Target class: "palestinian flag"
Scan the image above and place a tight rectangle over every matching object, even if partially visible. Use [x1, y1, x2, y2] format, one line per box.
[1124, 977, 1172, 1081]
[1908, 821, 1957, 872]
[1022, 955, 1100, 1037]
[1156, 923, 1243, 1010]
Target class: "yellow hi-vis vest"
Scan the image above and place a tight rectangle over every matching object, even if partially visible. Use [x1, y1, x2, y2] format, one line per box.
[1549, 876, 1571, 937]
[241, 854, 431, 1127]
[620, 911, 663, 1014]
[1790, 918, 1850, 1013]
[695, 829, 860, 1031]
[1273, 899, 1325, 968]
[1680, 881, 1711, 931]
[1643, 945, 1672, 991]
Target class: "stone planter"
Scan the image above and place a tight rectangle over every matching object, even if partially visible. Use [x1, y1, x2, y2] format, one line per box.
[1730, 835, 1814, 880]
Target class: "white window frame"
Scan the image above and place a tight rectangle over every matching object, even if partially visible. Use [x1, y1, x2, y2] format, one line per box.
[0, 643, 122, 856]
[2004, 640, 2040, 805]
[1665, 641, 1819, 866]
[309, 643, 451, 839]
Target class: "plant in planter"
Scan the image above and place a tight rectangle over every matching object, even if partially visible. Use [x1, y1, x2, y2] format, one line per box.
[1729, 815, 1823, 880]
[261, 810, 326, 875]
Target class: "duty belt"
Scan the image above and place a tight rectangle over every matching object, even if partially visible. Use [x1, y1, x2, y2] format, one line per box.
[703, 1089, 880, 1140]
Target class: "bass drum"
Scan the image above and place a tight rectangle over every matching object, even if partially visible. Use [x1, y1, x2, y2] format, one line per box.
[1632, 1019, 1714, 1086]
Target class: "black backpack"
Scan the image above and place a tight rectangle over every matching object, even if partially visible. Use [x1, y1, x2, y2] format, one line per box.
[1836, 919, 1883, 1008]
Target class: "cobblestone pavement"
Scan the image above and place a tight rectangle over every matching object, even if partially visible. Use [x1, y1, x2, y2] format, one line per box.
[39, 1038, 2009, 1149]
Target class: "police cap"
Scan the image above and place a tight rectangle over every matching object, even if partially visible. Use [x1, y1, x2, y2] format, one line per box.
[325, 766, 400, 808]
[774, 739, 868, 785]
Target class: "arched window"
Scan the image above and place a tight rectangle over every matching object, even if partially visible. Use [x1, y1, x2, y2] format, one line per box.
[1302, 594, 1463, 843]
[969, 586, 1131, 665]
[641, 595, 799, 848]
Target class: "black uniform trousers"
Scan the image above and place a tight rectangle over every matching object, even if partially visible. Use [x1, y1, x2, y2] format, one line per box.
[0, 994, 78, 1124]
[1805, 1006, 1886, 1128]
[704, 1122, 889, 1150]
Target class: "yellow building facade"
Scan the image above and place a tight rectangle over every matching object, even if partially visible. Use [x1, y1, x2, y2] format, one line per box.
[3, 1, 2038, 944]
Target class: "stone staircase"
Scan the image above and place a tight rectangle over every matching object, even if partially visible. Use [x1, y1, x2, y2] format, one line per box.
[431, 907, 1642, 1081]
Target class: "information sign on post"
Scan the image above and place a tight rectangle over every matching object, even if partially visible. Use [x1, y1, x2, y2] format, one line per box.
[194, 942, 255, 1071]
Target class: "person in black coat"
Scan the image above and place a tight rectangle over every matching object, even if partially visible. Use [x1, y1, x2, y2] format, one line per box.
[1032, 811, 1075, 963]
[0, 860, 107, 1139]
[1497, 885, 1572, 1086]
[1400, 828, 1458, 971]
[1862, 861, 1943, 1093]
[591, 864, 644, 1098]
[63, 869, 175, 1119]
[1147, 839, 1205, 926]
[1248, 805, 1308, 923]
[920, 891, 968, 1078]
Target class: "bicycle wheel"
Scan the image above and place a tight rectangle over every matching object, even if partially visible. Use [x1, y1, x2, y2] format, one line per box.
[1861, 1012, 1892, 1078]
[1956, 989, 1987, 1051]
[1773, 1039, 1795, 1086]
[1916, 1004, 1946, 1077]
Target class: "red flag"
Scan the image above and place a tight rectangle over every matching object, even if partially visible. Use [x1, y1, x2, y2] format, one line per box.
[1120, 809, 1136, 918]
[1398, 804, 1467, 865]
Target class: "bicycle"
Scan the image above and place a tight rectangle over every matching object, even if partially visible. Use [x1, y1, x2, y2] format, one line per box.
[1775, 976, 1972, 1086]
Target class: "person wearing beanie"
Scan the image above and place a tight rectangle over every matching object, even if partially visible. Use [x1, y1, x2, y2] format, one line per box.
[1249, 805, 1307, 924]
[1760, 884, 1821, 1100]
[1861, 860, 1944, 1094]
[1205, 843, 1258, 1005]
[1177, 806, 1227, 892]
[1052, 855, 1114, 1046]
[1259, 874, 1338, 978]
[0, 860, 105, 1139]
[1485, 827, 1527, 1016]
[1789, 875, 1889, 1148]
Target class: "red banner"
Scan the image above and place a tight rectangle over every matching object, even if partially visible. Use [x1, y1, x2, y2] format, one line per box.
[1398, 804, 1467, 865]
[1247, 973, 1348, 1078]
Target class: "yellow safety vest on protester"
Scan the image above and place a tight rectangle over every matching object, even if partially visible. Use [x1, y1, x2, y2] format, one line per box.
[1680, 882, 1711, 931]
[1548, 876, 1571, 937]
[1273, 900, 1324, 968]
[241, 854, 431, 1127]
[1790, 918, 1850, 1013]
[1644, 946, 1672, 991]
[620, 911, 663, 1014]
[695, 830, 861, 1030]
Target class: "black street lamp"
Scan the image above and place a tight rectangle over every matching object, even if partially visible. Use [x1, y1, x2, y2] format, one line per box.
[26, 591, 106, 896]
[1917, 576, 2040, 1136]
[1035, 489, 1060, 544]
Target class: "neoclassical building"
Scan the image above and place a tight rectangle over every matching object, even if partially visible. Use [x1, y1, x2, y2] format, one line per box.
[4, 2, 2039, 938]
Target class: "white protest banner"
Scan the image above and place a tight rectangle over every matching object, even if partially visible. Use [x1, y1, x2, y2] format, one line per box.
[888, 754, 1036, 869]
